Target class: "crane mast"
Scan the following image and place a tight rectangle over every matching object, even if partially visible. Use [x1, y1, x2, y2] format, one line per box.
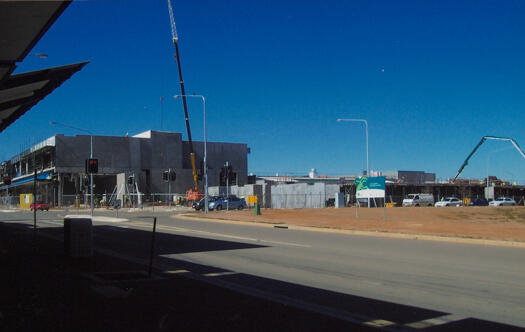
[167, 0, 200, 194]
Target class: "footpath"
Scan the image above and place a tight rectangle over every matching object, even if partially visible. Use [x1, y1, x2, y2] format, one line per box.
[0, 221, 374, 332]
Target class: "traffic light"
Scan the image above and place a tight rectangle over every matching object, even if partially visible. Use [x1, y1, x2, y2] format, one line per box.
[85, 158, 98, 174]
[219, 167, 226, 186]
[220, 165, 234, 186]
[3, 176, 11, 185]
[198, 160, 204, 181]
[128, 175, 134, 185]
[84, 176, 89, 186]
[169, 170, 176, 182]
[229, 172, 237, 185]
[162, 171, 169, 181]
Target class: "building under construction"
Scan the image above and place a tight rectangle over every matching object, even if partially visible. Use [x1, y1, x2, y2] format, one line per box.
[0, 130, 248, 206]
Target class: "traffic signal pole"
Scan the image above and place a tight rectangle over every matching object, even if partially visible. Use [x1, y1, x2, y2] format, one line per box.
[168, 168, 172, 209]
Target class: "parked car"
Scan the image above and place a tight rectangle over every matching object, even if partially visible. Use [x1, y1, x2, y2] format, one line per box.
[30, 201, 50, 211]
[402, 193, 434, 207]
[435, 197, 462, 207]
[209, 195, 247, 211]
[489, 197, 517, 206]
[469, 197, 489, 206]
[192, 196, 220, 211]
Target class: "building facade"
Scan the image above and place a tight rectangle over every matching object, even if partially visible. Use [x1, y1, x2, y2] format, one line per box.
[0, 130, 249, 206]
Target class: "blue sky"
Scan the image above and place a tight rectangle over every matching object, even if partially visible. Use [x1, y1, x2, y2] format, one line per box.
[3, 0, 525, 182]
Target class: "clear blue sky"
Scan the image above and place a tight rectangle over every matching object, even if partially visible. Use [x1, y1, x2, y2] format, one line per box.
[3, 0, 525, 182]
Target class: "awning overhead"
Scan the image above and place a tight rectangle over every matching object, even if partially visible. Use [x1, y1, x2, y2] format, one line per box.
[0, 0, 87, 133]
[0, 0, 71, 83]
[0, 62, 88, 133]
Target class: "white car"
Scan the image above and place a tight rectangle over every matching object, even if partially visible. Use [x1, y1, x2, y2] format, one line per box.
[402, 193, 434, 207]
[489, 197, 517, 206]
[435, 197, 463, 207]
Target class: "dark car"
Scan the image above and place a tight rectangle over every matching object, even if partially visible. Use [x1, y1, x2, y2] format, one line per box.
[469, 198, 489, 206]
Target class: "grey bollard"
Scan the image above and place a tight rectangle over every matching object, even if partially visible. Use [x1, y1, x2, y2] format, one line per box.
[64, 215, 93, 257]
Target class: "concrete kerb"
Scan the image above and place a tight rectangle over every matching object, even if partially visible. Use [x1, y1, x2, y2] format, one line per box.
[63, 214, 128, 223]
[177, 213, 525, 249]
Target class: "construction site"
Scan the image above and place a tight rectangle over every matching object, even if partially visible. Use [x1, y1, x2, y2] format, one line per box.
[1, 0, 524, 211]
[0, 130, 248, 208]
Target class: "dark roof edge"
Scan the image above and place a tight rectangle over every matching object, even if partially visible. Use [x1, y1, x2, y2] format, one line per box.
[17, 1, 72, 62]
[0, 61, 88, 133]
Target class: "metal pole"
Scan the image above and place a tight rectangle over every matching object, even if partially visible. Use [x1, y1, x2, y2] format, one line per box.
[364, 120, 370, 209]
[168, 168, 171, 209]
[33, 149, 37, 231]
[486, 154, 489, 194]
[174, 94, 208, 212]
[90, 135, 94, 216]
[337, 119, 370, 208]
[203, 96, 208, 213]
[226, 161, 229, 211]
[148, 217, 157, 277]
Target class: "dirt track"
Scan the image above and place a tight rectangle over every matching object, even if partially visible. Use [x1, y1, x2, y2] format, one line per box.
[191, 206, 525, 243]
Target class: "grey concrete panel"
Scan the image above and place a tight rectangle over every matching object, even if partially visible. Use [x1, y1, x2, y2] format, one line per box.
[270, 183, 340, 209]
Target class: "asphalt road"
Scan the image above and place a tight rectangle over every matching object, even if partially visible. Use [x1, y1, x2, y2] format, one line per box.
[2, 208, 525, 330]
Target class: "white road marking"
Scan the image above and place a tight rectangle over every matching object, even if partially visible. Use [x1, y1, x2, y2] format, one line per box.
[127, 221, 311, 248]
[203, 271, 238, 277]
[260, 239, 311, 248]
[364, 319, 396, 327]
[163, 269, 190, 274]
[39, 220, 63, 226]
[405, 314, 466, 329]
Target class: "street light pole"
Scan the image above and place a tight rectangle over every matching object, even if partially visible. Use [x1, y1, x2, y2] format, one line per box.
[225, 161, 229, 211]
[50, 121, 94, 216]
[337, 118, 370, 208]
[174, 94, 208, 213]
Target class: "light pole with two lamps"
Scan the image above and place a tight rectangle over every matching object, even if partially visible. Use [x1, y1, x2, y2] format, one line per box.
[337, 118, 370, 208]
[50, 121, 95, 216]
[173, 94, 208, 213]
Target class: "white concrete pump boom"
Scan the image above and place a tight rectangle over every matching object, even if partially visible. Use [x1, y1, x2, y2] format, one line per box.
[453, 135, 525, 182]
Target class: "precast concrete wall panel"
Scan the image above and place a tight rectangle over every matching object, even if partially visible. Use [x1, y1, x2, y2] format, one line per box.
[271, 183, 340, 209]
[190, 141, 248, 186]
[208, 184, 261, 199]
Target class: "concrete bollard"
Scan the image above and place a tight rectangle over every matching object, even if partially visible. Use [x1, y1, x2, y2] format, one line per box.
[64, 215, 93, 257]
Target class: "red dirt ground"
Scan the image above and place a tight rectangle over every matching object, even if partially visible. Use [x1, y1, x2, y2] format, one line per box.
[190, 206, 525, 243]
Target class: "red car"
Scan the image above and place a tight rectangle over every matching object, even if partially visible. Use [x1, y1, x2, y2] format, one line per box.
[30, 201, 50, 211]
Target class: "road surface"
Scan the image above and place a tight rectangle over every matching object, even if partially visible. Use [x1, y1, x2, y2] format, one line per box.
[2, 209, 524, 330]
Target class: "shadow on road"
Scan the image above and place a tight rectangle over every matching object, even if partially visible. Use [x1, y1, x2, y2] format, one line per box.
[1, 219, 523, 331]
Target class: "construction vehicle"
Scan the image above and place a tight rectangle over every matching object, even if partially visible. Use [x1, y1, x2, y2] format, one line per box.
[167, 0, 202, 202]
